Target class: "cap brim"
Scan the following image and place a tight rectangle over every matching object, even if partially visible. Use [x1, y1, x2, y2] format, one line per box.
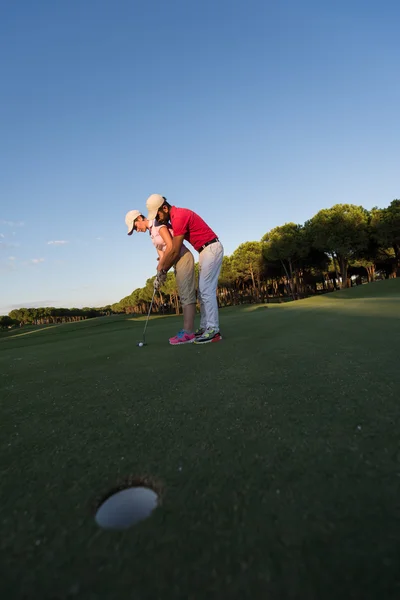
[147, 208, 158, 221]
[127, 225, 135, 236]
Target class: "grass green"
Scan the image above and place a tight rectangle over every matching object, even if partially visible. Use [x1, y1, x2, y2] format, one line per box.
[1, 280, 400, 599]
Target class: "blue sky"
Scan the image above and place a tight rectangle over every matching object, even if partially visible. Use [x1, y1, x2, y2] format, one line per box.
[1, 0, 399, 313]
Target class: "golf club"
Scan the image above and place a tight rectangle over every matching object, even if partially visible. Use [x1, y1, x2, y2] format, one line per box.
[137, 286, 156, 347]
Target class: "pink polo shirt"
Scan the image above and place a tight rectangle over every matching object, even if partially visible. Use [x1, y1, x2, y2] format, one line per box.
[149, 220, 188, 257]
[169, 206, 217, 252]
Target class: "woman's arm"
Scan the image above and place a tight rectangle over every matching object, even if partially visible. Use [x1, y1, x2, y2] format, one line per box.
[157, 226, 174, 269]
[158, 236, 184, 272]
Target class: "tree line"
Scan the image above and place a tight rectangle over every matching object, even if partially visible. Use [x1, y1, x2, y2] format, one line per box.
[2, 199, 399, 326]
[0, 306, 112, 329]
[112, 199, 400, 314]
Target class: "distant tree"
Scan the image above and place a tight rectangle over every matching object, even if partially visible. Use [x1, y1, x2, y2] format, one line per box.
[0, 315, 15, 329]
[372, 200, 400, 277]
[161, 272, 180, 314]
[8, 309, 22, 323]
[305, 204, 369, 288]
[111, 302, 124, 313]
[231, 241, 264, 299]
[217, 256, 238, 305]
[218, 256, 236, 288]
[262, 223, 307, 298]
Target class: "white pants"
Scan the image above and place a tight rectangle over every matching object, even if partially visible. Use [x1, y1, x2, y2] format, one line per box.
[198, 241, 224, 331]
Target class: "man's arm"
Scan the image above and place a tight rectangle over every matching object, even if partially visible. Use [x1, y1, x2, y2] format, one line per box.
[158, 235, 184, 272]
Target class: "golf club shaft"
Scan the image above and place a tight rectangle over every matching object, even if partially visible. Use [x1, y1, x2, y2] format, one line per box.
[142, 287, 156, 343]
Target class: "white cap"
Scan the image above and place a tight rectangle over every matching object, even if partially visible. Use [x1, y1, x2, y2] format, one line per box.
[146, 194, 165, 221]
[125, 209, 141, 235]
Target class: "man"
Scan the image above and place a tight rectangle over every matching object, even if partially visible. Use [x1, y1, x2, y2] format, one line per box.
[147, 194, 224, 344]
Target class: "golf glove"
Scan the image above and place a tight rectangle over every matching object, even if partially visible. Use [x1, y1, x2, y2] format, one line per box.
[154, 270, 167, 290]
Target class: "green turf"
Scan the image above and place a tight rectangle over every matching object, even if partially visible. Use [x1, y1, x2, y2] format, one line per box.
[1, 280, 400, 599]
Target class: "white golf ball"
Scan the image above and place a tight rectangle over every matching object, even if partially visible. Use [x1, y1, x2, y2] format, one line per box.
[138, 342, 144, 347]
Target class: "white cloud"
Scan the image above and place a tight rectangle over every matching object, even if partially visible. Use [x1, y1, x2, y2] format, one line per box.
[47, 240, 69, 245]
[0, 233, 4, 238]
[8, 256, 16, 261]
[0, 260, 17, 273]
[0, 241, 19, 250]
[30, 258, 45, 264]
[0, 220, 24, 227]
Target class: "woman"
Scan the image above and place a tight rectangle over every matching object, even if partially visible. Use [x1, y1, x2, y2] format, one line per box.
[125, 210, 196, 345]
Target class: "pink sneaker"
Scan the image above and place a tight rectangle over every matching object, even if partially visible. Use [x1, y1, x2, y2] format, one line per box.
[169, 330, 196, 345]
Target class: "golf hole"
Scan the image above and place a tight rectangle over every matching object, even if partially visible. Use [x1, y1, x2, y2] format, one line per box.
[95, 486, 159, 530]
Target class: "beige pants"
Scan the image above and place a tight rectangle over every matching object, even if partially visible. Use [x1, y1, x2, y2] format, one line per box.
[174, 250, 196, 306]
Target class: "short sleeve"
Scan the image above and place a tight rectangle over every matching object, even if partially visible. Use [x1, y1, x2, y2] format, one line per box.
[171, 209, 190, 237]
